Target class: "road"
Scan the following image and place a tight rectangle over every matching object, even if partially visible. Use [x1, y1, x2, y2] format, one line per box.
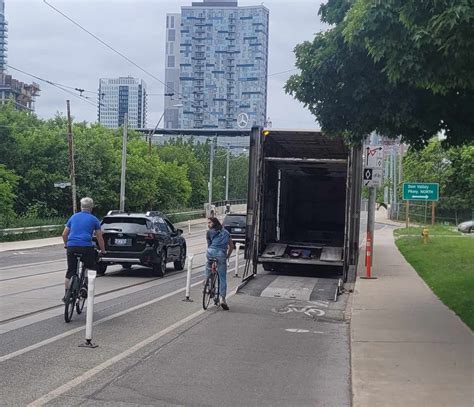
[0, 220, 354, 406]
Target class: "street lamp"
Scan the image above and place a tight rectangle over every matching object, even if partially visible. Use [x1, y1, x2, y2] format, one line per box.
[148, 103, 184, 156]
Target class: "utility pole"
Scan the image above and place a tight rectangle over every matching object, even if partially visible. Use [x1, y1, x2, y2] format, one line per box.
[66, 100, 77, 213]
[225, 145, 230, 201]
[208, 137, 215, 215]
[120, 113, 128, 212]
[392, 147, 397, 219]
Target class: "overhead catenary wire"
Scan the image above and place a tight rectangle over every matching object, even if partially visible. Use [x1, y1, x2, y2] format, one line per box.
[7, 65, 99, 108]
[43, 0, 177, 98]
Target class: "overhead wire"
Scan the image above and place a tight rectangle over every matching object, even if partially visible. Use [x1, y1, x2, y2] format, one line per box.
[7, 65, 99, 108]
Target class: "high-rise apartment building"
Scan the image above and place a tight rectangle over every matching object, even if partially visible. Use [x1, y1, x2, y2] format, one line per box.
[164, 0, 269, 129]
[0, 0, 7, 71]
[0, 0, 40, 111]
[98, 77, 147, 129]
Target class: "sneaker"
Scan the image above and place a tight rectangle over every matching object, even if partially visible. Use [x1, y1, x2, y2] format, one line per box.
[220, 297, 229, 311]
[61, 295, 67, 303]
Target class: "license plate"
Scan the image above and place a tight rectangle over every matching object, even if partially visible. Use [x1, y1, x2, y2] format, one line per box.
[233, 228, 242, 232]
[115, 238, 128, 246]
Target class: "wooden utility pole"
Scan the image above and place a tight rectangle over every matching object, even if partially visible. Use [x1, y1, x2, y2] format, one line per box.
[66, 100, 77, 213]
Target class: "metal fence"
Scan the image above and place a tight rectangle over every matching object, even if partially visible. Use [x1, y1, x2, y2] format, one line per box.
[388, 202, 473, 225]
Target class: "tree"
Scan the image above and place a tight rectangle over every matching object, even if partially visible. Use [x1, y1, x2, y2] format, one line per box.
[158, 139, 207, 207]
[403, 140, 474, 211]
[285, 0, 474, 148]
[0, 165, 19, 225]
[343, 0, 474, 94]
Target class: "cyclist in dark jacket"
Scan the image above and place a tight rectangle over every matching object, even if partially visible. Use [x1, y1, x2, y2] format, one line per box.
[206, 217, 234, 310]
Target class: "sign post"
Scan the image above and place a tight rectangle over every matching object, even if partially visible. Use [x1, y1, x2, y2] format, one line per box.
[362, 145, 383, 279]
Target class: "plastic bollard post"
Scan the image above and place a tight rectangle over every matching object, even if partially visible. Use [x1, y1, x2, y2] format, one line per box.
[234, 243, 241, 278]
[79, 269, 98, 348]
[183, 254, 194, 302]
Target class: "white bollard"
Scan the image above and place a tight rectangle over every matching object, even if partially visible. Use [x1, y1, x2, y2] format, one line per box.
[79, 269, 98, 348]
[234, 243, 241, 278]
[188, 219, 191, 234]
[183, 254, 194, 302]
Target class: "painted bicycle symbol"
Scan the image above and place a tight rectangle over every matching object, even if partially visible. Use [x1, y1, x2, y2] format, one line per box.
[272, 301, 327, 317]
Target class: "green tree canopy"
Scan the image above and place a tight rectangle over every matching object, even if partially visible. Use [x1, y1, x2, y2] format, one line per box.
[285, 0, 474, 148]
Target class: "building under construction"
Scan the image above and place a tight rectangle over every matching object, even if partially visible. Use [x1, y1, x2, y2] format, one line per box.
[0, 0, 40, 111]
[0, 72, 40, 111]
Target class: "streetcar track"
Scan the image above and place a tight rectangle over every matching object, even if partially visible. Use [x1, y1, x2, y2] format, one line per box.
[0, 245, 207, 282]
[0, 256, 211, 325]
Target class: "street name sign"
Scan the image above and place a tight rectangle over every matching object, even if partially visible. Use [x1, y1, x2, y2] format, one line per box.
[403, 183, 439, 201]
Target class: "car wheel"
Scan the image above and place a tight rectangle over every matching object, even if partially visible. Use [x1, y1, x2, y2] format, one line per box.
[122, 264, 132, 270]
[96, 263, 107, 276]
[153, 250, 167, 277]
[174, 246, 186, 271]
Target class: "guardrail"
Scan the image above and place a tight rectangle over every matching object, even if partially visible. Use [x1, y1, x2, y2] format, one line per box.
[0, 225, 62, 236]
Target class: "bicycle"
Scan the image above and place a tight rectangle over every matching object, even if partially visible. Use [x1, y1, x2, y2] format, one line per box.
[64, 252, 88, 323]
[202, 257, 220, 310]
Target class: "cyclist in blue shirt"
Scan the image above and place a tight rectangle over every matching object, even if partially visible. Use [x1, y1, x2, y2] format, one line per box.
[206, 217, 234, 310]
[62, 197, 105, 301]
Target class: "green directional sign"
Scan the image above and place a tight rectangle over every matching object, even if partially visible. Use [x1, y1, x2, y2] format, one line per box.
[403, 183, 439, 201]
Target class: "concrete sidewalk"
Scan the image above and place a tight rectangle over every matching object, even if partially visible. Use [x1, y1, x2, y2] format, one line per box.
[0, 217, 208, 253]
[351, 224, 473, 406]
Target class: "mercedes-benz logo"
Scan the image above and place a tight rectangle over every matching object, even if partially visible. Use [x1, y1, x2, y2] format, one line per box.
[237, 112, 249, 128]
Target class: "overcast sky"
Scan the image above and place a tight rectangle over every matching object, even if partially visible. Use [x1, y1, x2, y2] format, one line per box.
[7, 0, 326, 128]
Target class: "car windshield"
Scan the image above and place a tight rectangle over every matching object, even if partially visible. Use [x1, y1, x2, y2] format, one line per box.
[223, 215, 246, 226]
[102, 217, 152, 232]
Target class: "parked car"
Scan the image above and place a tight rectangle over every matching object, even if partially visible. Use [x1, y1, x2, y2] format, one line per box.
[457, 220, 473, 233]
[97, 211, 186, 277]
[222, 213, 246, 245]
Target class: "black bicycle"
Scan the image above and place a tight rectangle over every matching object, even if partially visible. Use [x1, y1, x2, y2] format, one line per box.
[202, 257, 220, 310]
[64, 252, 88, 323]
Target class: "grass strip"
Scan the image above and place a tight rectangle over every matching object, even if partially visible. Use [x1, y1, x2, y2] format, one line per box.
[395, 233, 474, 330]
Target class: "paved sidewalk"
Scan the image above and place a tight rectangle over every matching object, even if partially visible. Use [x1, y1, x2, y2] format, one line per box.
[351, 225, 473, 407]
[0, 217, 208, 253]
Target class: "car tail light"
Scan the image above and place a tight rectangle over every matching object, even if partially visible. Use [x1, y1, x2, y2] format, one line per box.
[145, 233, 155, 240]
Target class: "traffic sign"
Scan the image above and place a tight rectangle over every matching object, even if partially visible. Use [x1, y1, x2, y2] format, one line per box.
[54, 181, 71, 189]
[365, 145, 383, 168]
[403, 183, 439, 201]
[363, 168, 383, 187]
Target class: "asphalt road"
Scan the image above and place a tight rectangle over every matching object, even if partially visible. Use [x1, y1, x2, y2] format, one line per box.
[0, 221, 353, 406]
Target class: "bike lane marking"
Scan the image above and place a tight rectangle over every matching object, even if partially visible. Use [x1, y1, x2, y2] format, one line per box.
[0, 264, 244, 362]
[27, 290, 238, 406]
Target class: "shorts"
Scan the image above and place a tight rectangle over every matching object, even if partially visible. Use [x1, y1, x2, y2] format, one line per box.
[66, 246, 96, 279]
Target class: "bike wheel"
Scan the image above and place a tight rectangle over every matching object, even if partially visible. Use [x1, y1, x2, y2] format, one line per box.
[76, 292, 86, 314]
[202, 273, 216, 310]
[212, 272, 220, 306]
[64, 275, 78, 323]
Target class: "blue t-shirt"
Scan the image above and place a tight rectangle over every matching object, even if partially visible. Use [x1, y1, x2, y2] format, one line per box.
[66, 211, 101, 247]
[206, 228, 230, 251]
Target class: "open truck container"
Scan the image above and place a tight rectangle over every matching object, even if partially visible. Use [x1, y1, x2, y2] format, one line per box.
[244, 128, 363, 283]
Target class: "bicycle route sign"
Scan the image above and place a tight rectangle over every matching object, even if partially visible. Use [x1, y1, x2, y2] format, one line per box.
[403, 182, 439, 201]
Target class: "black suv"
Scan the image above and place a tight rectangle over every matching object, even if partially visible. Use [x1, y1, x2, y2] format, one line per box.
[222, 213, 246, 245]
[97, 211, 186, 277]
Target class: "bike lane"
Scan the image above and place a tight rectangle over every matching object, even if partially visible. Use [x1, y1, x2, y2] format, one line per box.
[26, 274, 350, 407]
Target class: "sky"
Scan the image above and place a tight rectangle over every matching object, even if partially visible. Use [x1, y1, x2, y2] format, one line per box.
[7, 0, 327, 129]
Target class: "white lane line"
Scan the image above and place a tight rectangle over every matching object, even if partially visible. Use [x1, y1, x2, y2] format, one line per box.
[0, 263, 244, 362]
[28, 293, 238, 406]
[0, 281, 200, 363]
